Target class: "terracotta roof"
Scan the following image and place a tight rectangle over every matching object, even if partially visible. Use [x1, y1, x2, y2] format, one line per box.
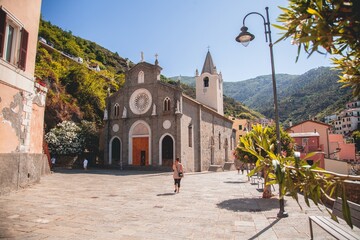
[286, 120, 331, 131]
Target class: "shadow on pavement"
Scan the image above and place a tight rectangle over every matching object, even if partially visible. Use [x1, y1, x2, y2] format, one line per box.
[52, 168, 171, 176]
[217, 197, 279, 212]
[223, 181, 248, 184]
[248, 218, 281, 240]
[156, 193, 176, 196]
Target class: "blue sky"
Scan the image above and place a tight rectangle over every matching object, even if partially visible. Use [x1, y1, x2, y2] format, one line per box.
[41, 0, 331, 82]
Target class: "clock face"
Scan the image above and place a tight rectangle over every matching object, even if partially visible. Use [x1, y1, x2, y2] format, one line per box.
[129, 88, 152, 115]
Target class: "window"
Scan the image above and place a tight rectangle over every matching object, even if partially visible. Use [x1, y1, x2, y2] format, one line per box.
[114, 103, 120, 117]
[218, 132, 221, 149]
[188, 124, 193, 147]
[138, 71, 144, 83]
[163, 97, 171, 112]
[203, 77, 209, 87]
[0, 8, 28, 70]
[238, 125, 242, 130]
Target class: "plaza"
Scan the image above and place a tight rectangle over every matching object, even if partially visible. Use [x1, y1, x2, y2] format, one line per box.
[1, 169, 359, 239]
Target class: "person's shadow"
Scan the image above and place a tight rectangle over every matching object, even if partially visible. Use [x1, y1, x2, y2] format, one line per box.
[156, 193, 176, 196]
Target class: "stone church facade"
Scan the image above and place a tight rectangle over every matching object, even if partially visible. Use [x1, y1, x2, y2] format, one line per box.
[103, 52, 235, 172]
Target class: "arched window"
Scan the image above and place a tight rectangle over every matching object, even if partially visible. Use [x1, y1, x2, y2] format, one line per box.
[203, 77, 209, 87]
[163, 97, 171, 112]
[114, 103, 120, 117]
[138, 71, 144, 83]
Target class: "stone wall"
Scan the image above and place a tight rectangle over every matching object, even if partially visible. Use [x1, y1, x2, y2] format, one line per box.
[0, 153, 50, 195]
[345, 181, 360, 204]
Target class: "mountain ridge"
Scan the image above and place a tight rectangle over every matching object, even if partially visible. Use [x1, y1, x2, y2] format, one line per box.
[171, 67, 352, 126]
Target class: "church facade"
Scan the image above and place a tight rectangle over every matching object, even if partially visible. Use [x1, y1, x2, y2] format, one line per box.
[103, 51, 235, 172]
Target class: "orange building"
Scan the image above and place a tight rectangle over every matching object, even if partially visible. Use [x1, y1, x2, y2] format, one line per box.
[0, 0, 49, 195]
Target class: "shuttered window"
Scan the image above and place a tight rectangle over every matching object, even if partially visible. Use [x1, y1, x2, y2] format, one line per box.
[18, 28, 28, 70]
[0, 9, 6, 57]
[0, 7, 28, 71]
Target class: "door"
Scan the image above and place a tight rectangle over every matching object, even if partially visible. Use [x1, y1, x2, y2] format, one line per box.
[132, 137, 149, 166]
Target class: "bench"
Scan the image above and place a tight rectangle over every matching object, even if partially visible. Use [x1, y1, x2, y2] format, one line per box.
[309, 198, 360, 239]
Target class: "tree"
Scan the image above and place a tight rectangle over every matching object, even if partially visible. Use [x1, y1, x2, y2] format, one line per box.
[240, 124, 357, 228]
[45, 121, 84, 155]
[275, 0, 360, 96]
[79, 120, 99, 154]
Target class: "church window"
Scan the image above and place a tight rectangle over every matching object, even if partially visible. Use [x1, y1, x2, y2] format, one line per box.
[218, 132, 221, 149]
[138, 70, 144, 83]
[0, 8, 28, 70]
[163, 97, 171, 112]
[114, 103, 120, 117]
[203, 77, 209, 87]
[188, 124, 193, 147]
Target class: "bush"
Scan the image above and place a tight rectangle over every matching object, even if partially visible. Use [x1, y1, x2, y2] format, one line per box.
[45, 121, 84, 155]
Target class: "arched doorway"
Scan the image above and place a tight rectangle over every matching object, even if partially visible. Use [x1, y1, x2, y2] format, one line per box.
[129, 121, 151, 166]
[160, 134, 174, 167]
[110, 137, 121, 165]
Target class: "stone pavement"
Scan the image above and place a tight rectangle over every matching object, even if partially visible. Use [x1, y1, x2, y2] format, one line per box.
[1, 169, 359, 240]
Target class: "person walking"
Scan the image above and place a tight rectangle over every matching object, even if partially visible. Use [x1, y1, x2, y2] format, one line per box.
[172, 157, 183, 193]
[50, 156, 56, 171]
[83, 158, 88, 170]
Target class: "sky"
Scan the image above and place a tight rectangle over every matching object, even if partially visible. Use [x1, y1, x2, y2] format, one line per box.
[41, 0, 332, 82]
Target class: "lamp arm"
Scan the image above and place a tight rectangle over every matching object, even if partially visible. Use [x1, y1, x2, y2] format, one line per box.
[242, 8, 271, 43]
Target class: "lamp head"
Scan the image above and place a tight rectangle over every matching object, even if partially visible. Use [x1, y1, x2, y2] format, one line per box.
[235, 26, 255, 47]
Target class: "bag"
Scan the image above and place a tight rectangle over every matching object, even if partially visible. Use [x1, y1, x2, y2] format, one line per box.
[178, 172, 183, 177]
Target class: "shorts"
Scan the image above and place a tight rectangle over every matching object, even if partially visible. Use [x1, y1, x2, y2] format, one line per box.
[174, 178, 181, 187]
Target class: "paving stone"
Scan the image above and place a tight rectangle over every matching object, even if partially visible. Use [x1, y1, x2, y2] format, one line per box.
[1, 169, 359, 239]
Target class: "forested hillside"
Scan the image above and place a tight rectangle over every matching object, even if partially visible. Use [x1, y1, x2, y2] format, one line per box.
[36, 19, 130, 130]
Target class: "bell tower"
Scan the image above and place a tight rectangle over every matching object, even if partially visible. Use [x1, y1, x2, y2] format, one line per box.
[195, 50, 224, 115]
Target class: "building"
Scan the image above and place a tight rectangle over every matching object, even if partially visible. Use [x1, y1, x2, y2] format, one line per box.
[0, 0, 49, 195]
[103, 51, 235, 172]
[326, 100, 360, 136]
[229, 117, 250, 145]
[288, 131, 325, 168]
[287, 120, 356, 172]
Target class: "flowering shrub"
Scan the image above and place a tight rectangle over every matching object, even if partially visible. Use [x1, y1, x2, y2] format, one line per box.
[45, 121, 85, 155]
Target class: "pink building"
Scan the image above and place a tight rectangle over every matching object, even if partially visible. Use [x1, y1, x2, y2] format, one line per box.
[0, 0, 49, 195]
[287, 120, 356, 171]
[328, 134, 356, 161]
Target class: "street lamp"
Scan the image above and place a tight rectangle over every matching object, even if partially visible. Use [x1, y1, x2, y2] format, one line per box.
[236, 7, 287, 218]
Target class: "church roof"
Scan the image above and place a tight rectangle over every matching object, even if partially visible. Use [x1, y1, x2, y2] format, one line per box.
[201, 50, 215, 74]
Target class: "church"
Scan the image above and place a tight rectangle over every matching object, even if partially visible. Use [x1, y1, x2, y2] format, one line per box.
[103, 51, 235, 172]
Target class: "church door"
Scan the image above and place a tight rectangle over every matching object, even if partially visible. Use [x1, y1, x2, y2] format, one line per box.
[132, 137, 149, 166]
[111, 138, 121, 165]
[161, 135, 174, 167]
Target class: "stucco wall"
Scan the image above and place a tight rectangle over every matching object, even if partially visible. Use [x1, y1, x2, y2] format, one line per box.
[0, 153, 50, 196]
[324, 158, 349, 174]
[181, 100, 199, 172]
[0, 85, 20, 152]
[29, 103, 45, 153]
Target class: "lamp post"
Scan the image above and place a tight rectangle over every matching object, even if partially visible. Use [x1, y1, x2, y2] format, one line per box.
[236, 7, 287, 218]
